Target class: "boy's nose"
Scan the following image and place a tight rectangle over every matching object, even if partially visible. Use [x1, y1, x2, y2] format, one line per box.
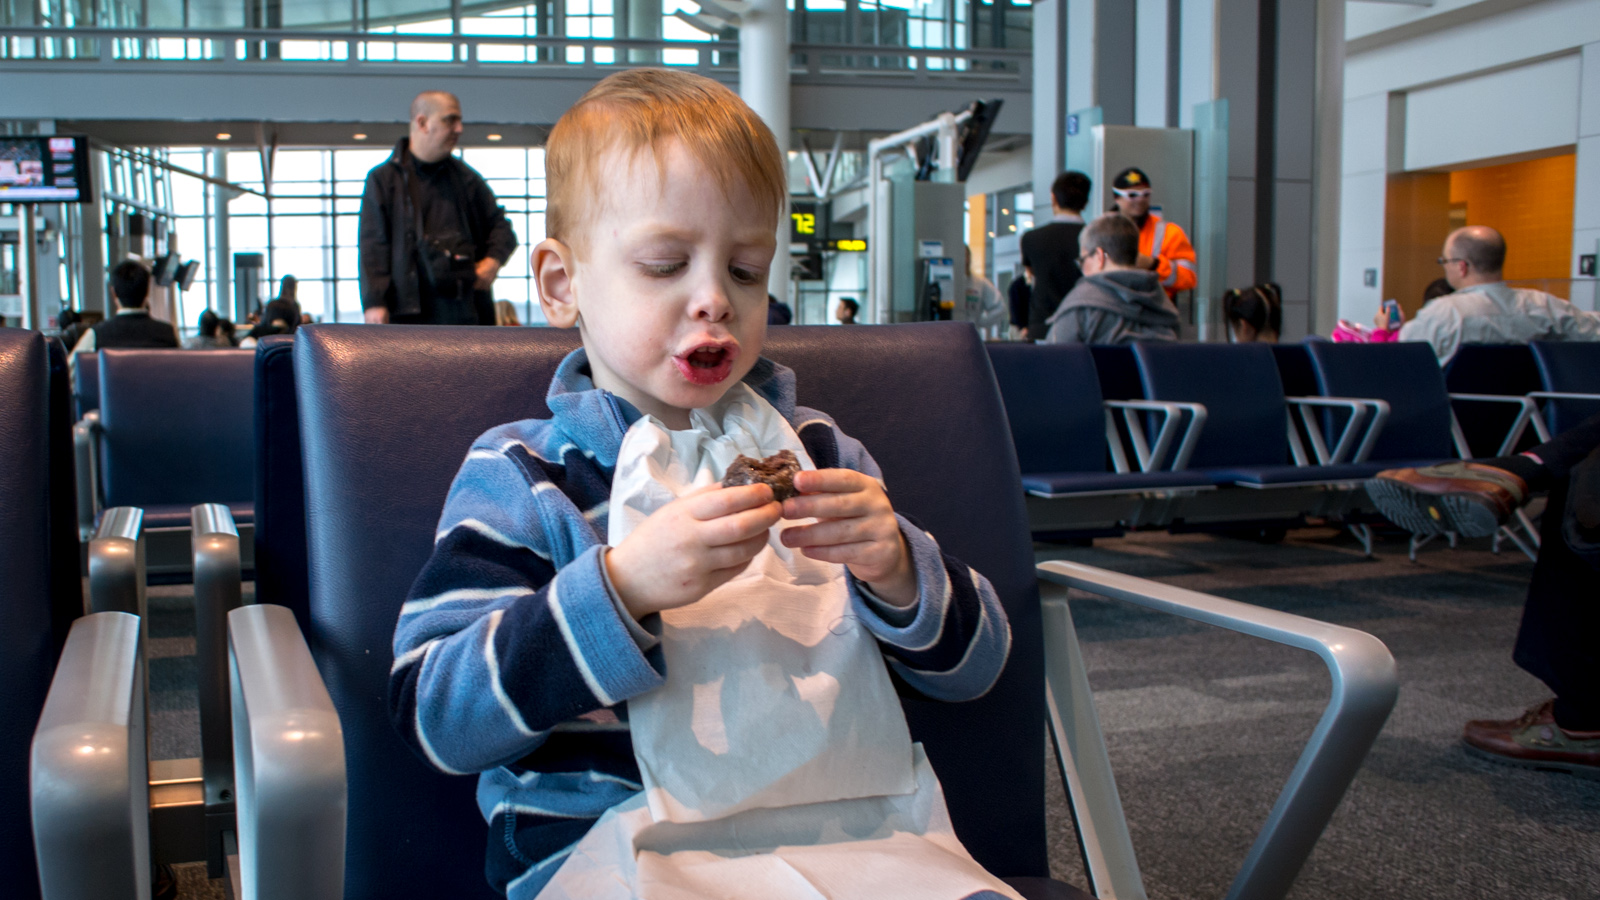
[689, 277, 733, 322]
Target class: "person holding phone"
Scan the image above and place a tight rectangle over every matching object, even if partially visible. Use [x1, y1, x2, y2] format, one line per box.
[1383, 225, 1600, 364]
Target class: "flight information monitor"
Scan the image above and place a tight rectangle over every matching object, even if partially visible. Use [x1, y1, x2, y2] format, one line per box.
[0, 136, 92, 203]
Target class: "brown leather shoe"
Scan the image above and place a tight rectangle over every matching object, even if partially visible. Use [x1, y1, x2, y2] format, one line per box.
[1463, 699, 1600, 778]
[1365, 461, 1528, 538]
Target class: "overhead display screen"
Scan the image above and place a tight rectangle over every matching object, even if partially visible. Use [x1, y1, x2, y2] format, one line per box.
[0, 136, 92, 203]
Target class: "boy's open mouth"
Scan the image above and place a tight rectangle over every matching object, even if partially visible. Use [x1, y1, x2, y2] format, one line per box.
[674, 343, 737, 386]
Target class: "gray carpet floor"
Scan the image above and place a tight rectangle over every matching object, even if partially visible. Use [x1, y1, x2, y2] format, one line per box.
[146, 528, 1600, 899]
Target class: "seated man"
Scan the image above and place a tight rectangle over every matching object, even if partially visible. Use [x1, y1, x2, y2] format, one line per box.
[1389, 225, 1600, 364]
[70, 260, 179, 375]
[1043, 213, 1180, 345]
[1367, 415, 1600, 776]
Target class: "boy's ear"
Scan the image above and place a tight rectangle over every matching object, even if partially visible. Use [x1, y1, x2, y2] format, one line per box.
[533, 238, 580, 329]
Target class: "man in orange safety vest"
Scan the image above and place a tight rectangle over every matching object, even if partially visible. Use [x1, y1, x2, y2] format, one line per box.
[1110, 167, 1196, 299]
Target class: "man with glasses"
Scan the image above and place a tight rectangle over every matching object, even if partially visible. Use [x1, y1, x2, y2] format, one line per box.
[1109, 167, 1196, 299]
[1386, 225, 1600, 363]
[1041, 213, 1180, 345]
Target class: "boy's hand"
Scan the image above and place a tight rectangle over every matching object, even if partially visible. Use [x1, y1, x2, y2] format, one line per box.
[779, 469, 917, 609]
[606, 484, 781, 620]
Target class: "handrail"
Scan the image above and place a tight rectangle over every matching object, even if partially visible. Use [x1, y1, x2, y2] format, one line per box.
[0, 25, 1029, 80]
[1038, 560, 1397, 900]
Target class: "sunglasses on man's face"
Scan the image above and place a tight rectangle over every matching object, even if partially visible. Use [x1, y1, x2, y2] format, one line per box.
[1113, 189, 1152, 199]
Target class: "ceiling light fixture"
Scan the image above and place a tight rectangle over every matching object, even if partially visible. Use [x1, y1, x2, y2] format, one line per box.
[487, 134, 504, 142]
[216, 132, 232, 140]
[352, 133, 368, 140]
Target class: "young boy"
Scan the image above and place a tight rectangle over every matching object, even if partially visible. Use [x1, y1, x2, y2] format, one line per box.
[389, 68, 1012, 899]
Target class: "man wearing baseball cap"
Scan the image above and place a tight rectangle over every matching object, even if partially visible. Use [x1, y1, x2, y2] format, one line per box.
[1110, 167, 1197, 298]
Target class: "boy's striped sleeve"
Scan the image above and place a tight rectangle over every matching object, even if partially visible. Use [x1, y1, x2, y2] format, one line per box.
[388, 438, 664, 775]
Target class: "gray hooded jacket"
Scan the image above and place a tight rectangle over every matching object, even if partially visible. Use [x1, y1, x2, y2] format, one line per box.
[1042, 268, 1181, 345]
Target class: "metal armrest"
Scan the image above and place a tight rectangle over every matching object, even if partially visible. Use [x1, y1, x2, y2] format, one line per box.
[194, 504, 245, 876]
[72, 411, 101, 541]
[1104, 400, 1208, 471]
[1284, 397, 1389, 464]
[31, 611, 147, 900]
[230, 604, 346, 900]
[88, 507, 145, 617]
[1448, 393, 1549, 452]
[1037, 560, 1397, 900]
[1527, 391, 1600, 440]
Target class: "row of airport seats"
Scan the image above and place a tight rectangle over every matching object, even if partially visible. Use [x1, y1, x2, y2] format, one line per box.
[16, 323, 1401, 900]
[991, 340, 1600, 555]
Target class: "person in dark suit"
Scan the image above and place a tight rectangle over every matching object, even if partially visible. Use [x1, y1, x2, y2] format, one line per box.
[68, 260, 178, 375]
[1020, 171, 1090, 340]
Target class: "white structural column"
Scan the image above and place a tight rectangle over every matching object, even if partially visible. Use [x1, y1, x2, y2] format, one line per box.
[1032, 0, 1068, 225]
[738, 0, 792, 301]
[1310, 0, 1344, 335]
[1576, 40, 1600, 311]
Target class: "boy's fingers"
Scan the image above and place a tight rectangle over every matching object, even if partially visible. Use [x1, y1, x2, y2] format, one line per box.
[703, 502, 782, 546]
[783, 491, 874, 521]
[687, 483, 774, 520]
[792, 468, 871, 496]
[704, 533, 770, 570]
[780, 518, 875, 549]
[796, 541, 876, 566]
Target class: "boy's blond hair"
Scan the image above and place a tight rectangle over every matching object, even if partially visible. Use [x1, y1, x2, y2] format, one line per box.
[545, 68, 787, 252]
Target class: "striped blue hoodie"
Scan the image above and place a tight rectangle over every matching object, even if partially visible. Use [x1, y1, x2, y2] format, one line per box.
[389, 348, 1012, 898]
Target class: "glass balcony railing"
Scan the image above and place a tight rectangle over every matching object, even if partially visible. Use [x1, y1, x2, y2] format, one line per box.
[0, 0, 1031, 68]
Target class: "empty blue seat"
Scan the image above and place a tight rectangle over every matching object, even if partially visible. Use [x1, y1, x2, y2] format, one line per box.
[253, 335, 310, 632]
[1530, 341, 1600, 436]
[73, 349, 99, 420]
[1303, 341, 1456, 467]
[1270, 343, 1319, 398]
[95, 348, 256, 530]
[988, 343, 1210, 534]
[1444, 344, 1543, 456]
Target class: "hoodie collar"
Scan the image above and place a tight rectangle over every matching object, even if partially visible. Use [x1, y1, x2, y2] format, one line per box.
[544, 348, 799, 469]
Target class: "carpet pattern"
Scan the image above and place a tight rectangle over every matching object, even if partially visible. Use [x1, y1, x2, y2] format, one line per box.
[1039, 527, 1600, 900]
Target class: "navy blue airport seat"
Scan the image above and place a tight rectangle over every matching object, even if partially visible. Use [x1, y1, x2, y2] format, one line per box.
[1443, 344, 1544, 457]
[1303, 341, 1458, 467]
[1270, 343, 1319, 398]
[45, 338, 84, 658]
[80, 348, 256, 578]
[1089, 344, 1143, 400]
[987, 343, 1211, 535]
[1529, 341, 1600, 436]
[231, 323, 1394, 900]
[73, 349, 99, 420]
[253, 335, 311, 633]
[1, 331, 55, 900]
[1134, 342, 1386, 490]
[262, 323, 1063, 897]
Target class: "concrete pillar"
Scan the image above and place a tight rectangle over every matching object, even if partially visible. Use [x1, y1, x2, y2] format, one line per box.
[210, 149, 231, 317]
[738, 0, 791, 300]
[1572, 40, 1600, 311]
[626, 0, 662, 64]
[1031, 0, 1068, 226]
[1064, 0, 1135, 126]
[78, 150, 107, 315]
[1310, 0, 1344, 334]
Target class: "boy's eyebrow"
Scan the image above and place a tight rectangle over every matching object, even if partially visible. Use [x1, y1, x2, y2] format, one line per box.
[625, 223, 777, 248]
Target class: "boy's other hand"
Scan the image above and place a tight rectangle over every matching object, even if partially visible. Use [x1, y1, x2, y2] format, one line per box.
[779, 469, 916, 609]
[607, 483, 781, 620]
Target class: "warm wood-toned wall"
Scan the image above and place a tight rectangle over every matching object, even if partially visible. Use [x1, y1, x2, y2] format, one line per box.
[1384, 152, 1577, 313]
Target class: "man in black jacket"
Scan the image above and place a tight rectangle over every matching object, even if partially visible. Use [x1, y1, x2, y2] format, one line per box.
[359, 91, 518, 325]
[69, 260, 179, 375]
[1019, 170, 1090, 340]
